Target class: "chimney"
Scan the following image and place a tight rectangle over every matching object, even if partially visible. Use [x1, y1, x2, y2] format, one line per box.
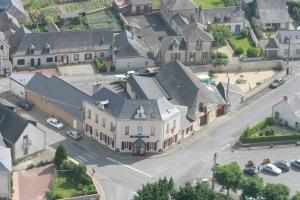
[283, 96, 288, 101]
[92, 82, 101, 95]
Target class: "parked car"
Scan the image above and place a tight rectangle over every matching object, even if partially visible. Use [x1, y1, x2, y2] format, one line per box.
[17, 100, 33, 111]
[270, 77, 285, 88]
[291, 159, 300, 169]
[273, 160, 290, 172]
[66, 130, 81, 140]
[126, 70, 136, 77]
[115, 74, 126, 82]
[46, 117, 64, 129]
[263, 163, 282, 175]
[243, 167, 258, 176]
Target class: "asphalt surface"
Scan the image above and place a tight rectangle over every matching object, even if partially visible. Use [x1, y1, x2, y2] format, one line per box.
[2, 66, 300, 200]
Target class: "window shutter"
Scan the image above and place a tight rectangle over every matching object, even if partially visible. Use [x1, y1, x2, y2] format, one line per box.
[129, 142, 132, 150]
[147, 142, 149, 151]
[154, 142, 157, 151]
[121, 142, 124, 150]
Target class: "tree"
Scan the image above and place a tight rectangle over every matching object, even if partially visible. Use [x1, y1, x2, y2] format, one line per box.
[292, 192, 300, 200]
[134, 177, 175, 200]
[54, 144, 67, 168]
[210, 25, 231, 47]
[247, 47, 262, 58]
[262, 183, 290, 200]
[292, 7, 300, 21]
[215, 162, 243, 196]
[240, 176, 264, 199]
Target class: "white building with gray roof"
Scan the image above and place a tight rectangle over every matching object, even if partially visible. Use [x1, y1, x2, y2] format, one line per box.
[0, 144, 11, 200]
[0, 0, 27, 23]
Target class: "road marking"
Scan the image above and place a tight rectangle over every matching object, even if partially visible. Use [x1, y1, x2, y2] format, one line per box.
[85, 153, 96, 159]
[219, 144, 231, 151]
[106, 157, 153, 178]
[77, 155, 88, 162]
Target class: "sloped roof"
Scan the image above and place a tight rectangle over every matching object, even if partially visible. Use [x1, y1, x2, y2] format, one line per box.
[164, 0, 197, 10]
[260, 38, 279, 49]
[130, 0, 152, 5]
[13, 29, 113, 56]
[26, 73, 93, 120]
[0, 145, 11, 172]
[286, 93, 300, 119]
[114, 30, 151, 58]
[9, 73, 34, 86]
[0, 103, 28, 144]
[0, 0, 26, 15]
[276, 30, 300, 44]
[256, 0, 290, 24]
[217, 82, 244, 105]
[160, 36, 186, 51]
[182, 22, 214, 42]
[201, 6, 244, 24]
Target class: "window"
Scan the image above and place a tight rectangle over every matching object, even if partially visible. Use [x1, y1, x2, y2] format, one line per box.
[17, 59, 25, 65]
[110, 122, 114, 131]
[45, 47, 50, 53]
[95, 114, 99, 123]
[127, 62, 131, 68]
[100, 52, 105, 57]
[149, 142, 156, 150]
[275, 111, 280, 119]
[74, 54, 79, 61]
[24, 147, 28, 155]
[196, 39, 202, 50]
[296, 49, 300, 56]
[166, 123, 169, 133]
[145, 60, 148, 65]
[55, 55, 63, 62]
[137, 126, 143, 135]
[102, 118, 106, 128]
[23, 135, 28, 142]
[125, 126, 129, 135]
[87, 109, 91, 119]
[85, 53, 92, 60]
[150, 127, 155, 136]
[30, 49, 34, 54]
[95, 129, 99, 137]
[284, 49, 289, 55]
[173, 120, 176, 129]
[296, 122, 299, 128]
[46, 57, 54, 63]
[202, 52, 208, 60]
[122, 141, 131, 150]
[0, 45, 3, 50]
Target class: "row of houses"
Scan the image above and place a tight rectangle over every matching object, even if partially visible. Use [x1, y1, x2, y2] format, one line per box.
[9, 60, 244, 155]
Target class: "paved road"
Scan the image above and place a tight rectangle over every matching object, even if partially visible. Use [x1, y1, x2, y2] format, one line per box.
[3, 68, 300, 200]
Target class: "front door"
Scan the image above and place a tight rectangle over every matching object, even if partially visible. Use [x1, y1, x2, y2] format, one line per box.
[30, 58, 34, 67]
[132, 139, 146, 155]
[37, 58, 41, 66]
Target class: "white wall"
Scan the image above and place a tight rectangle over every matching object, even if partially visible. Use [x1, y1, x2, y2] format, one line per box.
[14, 123, 46, 161]
[10, 79, 25, 99]
[273, 100, 300, 130]
[0, 171, 10, 199]
[114, 57, 155, 72]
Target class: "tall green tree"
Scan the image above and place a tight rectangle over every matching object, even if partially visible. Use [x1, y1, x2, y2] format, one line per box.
[292, 192, 300, 200]
[262, 183, 290, 200]
[215, 162, 243, 196]
[54, 144, 67, 168]
[210, 25, 231, 47]
[134, 177, 175, 200]
[240, 176, 264, 199]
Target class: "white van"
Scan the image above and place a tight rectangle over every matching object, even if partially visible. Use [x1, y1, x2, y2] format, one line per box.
[115, 74, 126, 81]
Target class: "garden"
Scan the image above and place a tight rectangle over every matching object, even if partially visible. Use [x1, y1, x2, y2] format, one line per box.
[193, 0, 240, 8]
[86, 10, 123, 32]
[240, 118, 300, 143]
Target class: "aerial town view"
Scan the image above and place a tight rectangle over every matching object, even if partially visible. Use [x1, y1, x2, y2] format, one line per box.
[1, 0, 300, 199]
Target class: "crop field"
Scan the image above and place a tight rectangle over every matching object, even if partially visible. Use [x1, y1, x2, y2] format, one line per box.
[86, 10, 122, 32]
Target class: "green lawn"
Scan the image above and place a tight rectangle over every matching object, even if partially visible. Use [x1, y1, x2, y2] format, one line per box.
[52, 174, 81, 198]
[228, 35, 254, 55]
[153, 0, 160, 9]
[193, 0, 225, 8]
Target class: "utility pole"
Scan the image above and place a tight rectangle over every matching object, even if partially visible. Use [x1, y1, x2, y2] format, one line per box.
[212, 152, 218, 191]
[287, 36, 291, 75]
[225, 72, 230, 112]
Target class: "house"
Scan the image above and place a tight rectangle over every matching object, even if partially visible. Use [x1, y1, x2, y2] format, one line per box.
[272, 95, 300, 130]
[113, 0, 152, 15]
[199, 6, 245, 34]
[255, 0, 291, 30]
[0, 144, 12, 200]
[216, 82, 244, 109]
[12, 29, 113, 68]
[25, 73, 94, 131]
[0, 104, 46, 162]
[0, 31, 12, 75]
[262, 30, 300, 59]
[160, 0, 198, 24]
[0, 10, 20, 31]
[0, 0, 27, 23]
[9, 73, 34, 99]
[159, 21, 214, 65]
[113, 30, 155, 72]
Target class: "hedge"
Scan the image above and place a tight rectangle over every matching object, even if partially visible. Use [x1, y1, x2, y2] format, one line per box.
[94, 58, 107, 73]
[240, 134, 300, 143]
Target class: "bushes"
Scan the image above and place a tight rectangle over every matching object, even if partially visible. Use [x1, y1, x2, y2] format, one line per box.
[247, 47, 263, 58]
[60, 160, 92, 185]
[94, 58, 107, 73]
[272, 65, 284, 72]
[234, 47, 244, 55]
[241, 28, 248, 38]
[26, 163, 36, 170]
[212, 52, 228, 59]
[264, 126, 276, 136]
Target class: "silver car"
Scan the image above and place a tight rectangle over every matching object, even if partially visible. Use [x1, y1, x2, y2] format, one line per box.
[66, 130, 81, 140]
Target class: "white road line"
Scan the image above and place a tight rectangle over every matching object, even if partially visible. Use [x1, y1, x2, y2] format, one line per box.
[77, 155, 88, 162]
[85, 153, 96, 159]
[106, 157, 153, 178]
[219, 143, 231, 151]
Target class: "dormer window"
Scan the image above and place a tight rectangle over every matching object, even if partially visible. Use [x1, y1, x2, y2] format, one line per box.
[44, 43, 51, 53]
[28, 44, 35, 54]
[100, 37, 105, 44]
[135, 105, 146, 119]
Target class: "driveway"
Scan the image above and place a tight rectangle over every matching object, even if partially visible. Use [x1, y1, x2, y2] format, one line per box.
[13, 165, 54, 200]
[58, 64, 95, 76]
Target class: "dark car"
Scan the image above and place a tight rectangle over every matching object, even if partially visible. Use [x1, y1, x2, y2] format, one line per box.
[243, 167, 258, 176]
[270, 77, 285, 88]
[17, 101, 33, 111]
[273, 160, 290, 172]
[291, 160, 300, 169]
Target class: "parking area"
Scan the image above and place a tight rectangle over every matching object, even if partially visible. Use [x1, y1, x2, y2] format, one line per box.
[125, 12, 174, 55]
[58, 64, 95, 76]
[16, 68, 58, 76]
[13, 165, 54, 200]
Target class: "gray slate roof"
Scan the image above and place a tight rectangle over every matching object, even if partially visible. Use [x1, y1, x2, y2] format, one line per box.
[285, 92, 300, 119]
[182, 22, 214, 43]
[0, 103, 28, 144]
[260, 38, 279, 49]
[13, 29, 113, 56]
[276, 30, 300, 44]
[114, 30, 151, 58]
[26, 73, 93, 120]
[0, 0, 26, 15]
[164, 0, 197, 10]
[0, 145, 11, 172]
[256, 0, 290, 24]
[217, 82, 244, 106]
[200, 6, 244, 24]
[155, 61, 225, 120]
[92, 87, 179, 121]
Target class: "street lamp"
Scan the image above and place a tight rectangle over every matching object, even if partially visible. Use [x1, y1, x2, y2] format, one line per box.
[212, 152, 217, 191]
